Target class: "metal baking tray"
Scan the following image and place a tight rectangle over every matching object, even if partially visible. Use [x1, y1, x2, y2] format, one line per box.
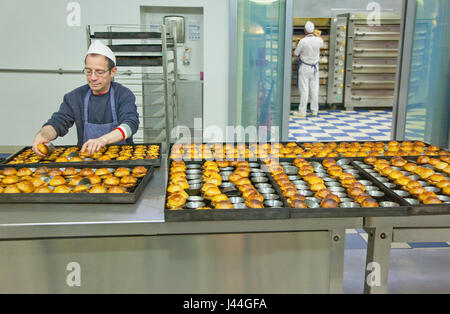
[2, 143, 161, 167]
[168, 141, 448, 161]
[353, 156, 450, 215]
[296, 140, 447, 158]
[271, 158, 410, 218]
[168, 142, 305, 161]
[164, 160, 290, 222]
[0, 164, 154, 204]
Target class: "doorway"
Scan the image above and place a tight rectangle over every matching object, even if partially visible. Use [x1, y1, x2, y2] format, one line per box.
[289, 0, 403, 143]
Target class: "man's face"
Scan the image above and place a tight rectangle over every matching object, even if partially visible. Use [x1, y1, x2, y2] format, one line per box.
[85, 54, 117, 94]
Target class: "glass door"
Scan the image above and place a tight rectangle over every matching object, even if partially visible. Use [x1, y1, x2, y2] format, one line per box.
[403, 0, 449, 148]
[235, 0, 287, 141]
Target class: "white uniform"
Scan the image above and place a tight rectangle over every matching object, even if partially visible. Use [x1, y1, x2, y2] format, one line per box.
[294, 34, 324, 116]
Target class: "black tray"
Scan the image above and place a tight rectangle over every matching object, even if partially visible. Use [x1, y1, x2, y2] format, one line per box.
[168, 142, 302, 162]
[168, 140, 448, 162]
[164, 159, 290, 222]
[2, 143, 161, 167]
[267, 158, 411, 218]
[0, 164, 154, 204]
[352, 156, 450, 215]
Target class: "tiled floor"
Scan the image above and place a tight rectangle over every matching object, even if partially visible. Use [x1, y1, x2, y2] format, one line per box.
[289, 109, 392, 142]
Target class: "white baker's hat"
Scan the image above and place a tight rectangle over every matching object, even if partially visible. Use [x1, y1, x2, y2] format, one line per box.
[86, 40, 116, 66]
[305, 21, 315, 33]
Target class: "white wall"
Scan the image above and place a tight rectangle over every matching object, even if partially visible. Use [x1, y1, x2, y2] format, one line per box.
[293, 0, 403, 17]
[0, 0, 229, 147]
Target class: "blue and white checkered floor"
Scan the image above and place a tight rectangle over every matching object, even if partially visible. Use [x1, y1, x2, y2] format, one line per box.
[289, 109, 392, 142]
[289, 109, 450, 250]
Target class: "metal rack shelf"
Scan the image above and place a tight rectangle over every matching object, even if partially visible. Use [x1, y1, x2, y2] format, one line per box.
[340, 12, 401, 110]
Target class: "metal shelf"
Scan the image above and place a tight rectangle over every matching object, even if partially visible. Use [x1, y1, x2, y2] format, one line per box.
[91, 31, 161, 39]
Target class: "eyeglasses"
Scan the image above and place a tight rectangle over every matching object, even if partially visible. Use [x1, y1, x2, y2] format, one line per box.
[83, 68, 110, 76]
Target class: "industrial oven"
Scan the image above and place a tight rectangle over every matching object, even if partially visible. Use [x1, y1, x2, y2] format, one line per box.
[341, 12, 401, 110]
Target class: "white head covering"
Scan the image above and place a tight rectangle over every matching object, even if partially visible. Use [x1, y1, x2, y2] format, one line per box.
[305, 21, 315, 34]
[86, 40, 116, 66]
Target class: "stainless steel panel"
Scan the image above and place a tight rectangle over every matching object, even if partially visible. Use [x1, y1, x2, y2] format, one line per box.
[354, 25, 401, 33]
[351, 65, 397, 74]
[351, 74, 396, 89]
[177, 80, 203, 132]
[163, 16, 185, 43]
[350, 89, 395, 98]
[351, 12, 401, 24]
[327, 16, 347, 105]
[0, 231, 333, 293]
[353, 48, 399, 58]
[354, 25, 400, 41]
[346, 88, 395, 108]
[353, 58, 398, 66]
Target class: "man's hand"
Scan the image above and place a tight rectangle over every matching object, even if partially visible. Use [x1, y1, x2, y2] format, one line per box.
[313, 29, 322, 37]
[81, 137, 108, 156]
[81, 129, 124, 155]
[32, 125, 57, 157]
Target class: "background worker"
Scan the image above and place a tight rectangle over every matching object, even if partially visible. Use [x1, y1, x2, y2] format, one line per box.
[293, 21, 324, 117]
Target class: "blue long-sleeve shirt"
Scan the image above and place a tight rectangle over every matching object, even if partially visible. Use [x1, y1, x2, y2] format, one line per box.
[44, 82, 139, 145]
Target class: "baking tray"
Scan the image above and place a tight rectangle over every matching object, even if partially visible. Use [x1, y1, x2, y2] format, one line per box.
[0, 164, 154, 204]
[2, 143, 161, 167]
[270, 158, 411, 218]
[168, 142, 303, 161]
[168, 141, 448, 161]
[164, 159, 290, 222]
[352, 156, 450, 215]
[296, 140, 448, 158]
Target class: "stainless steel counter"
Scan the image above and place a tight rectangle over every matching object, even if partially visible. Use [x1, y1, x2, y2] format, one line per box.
[0, 162, 167, 240]
[0, 161, 361, 240]
[0, 160, 363, 293]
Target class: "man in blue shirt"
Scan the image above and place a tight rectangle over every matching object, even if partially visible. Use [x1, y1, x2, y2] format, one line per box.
[32, 41, 139, 156]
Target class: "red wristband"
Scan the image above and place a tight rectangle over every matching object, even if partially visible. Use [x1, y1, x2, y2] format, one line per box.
[115, 127, 126, 140]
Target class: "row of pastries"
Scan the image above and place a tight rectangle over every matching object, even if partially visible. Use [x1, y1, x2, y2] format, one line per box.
[322, 158, 380, 207]
[7, 144, 159, 164]
[365, 157, 447, 204]
[168, 141, 448, 160]
[0, 166, 146, 194]
[169, 143, 304, 160]
[263, 159, 309, 208]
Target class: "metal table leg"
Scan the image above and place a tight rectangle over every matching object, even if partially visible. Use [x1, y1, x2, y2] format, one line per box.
[363, 225, 393, 294]
[329, 228, 346, 293]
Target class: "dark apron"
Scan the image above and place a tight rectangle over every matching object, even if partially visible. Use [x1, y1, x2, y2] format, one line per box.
[82, 86, 126, 145]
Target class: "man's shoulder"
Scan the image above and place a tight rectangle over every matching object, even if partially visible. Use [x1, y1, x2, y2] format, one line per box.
[65, 84, 90, 98]
[112, 81, 131, 92]
[112, 82, 135, 99]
